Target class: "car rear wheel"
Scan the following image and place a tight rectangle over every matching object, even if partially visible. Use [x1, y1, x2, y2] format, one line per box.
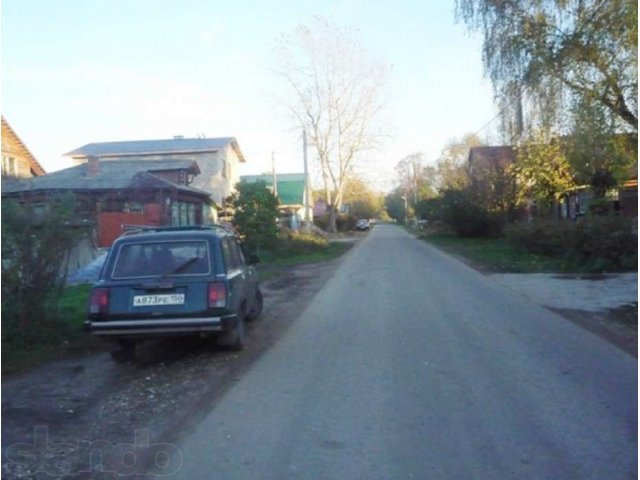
[217, 311, 245, 351]
[246, 288, 263, 321]
[110, 340, 136, 363]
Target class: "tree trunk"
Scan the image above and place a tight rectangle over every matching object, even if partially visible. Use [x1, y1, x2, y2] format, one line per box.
[327, 205, 338, 233]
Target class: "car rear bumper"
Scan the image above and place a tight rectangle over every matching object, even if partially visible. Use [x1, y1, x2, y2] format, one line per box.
[85, 314, 237, 336]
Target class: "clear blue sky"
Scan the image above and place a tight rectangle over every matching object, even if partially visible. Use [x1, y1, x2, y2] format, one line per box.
[2, 0, 498, 192]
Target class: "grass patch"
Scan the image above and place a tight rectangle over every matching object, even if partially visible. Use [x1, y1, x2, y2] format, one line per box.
[257, 240, 353, 281]
[2, 284, 105, 376]
[260, 241, 352, 266]
[420, 234, 610, 273]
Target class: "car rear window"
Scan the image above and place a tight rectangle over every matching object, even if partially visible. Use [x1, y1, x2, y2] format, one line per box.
[111, 240, 211, 279]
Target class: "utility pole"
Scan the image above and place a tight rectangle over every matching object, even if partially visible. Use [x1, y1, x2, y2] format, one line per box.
[402, 192, 408, 224]
[271, 151, 278, 197]
[303, 129, 311, 232]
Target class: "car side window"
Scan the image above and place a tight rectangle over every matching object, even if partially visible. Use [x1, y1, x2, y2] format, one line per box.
[221, 239, 235, 272]
[228, 239, 242, 268]
[234, 241, 247, 266]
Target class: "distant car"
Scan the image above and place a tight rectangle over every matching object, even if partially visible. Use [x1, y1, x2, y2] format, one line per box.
[355, 219, 370, 231]
[85, 225, 263, 362]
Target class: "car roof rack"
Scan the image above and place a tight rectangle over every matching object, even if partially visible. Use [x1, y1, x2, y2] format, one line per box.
[119, 224, 237, 237]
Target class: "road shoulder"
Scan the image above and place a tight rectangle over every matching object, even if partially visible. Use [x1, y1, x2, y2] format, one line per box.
[1, 251, 352, 479]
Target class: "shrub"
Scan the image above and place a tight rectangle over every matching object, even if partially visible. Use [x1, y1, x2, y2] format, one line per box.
[337, 214, 357, 232]
[506, 216, 637, 271]
[440, 189, 505, 237]
[263, 230, 330, 260]
[313, 214, 356, 232]
[2, 194, 86, 342]
[231, 181, 279, 254]
[588, 197, 614, 215]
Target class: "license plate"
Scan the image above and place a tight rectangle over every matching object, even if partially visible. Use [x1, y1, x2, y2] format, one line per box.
[133, 294, 185, 307]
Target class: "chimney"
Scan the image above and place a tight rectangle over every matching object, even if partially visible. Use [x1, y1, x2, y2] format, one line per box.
[87, 155, 100, 176]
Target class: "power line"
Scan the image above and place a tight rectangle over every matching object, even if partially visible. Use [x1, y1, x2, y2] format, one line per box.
[469, 92, 521, 138]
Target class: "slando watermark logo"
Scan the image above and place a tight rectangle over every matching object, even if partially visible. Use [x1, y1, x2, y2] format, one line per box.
[5, 426, 183, 476]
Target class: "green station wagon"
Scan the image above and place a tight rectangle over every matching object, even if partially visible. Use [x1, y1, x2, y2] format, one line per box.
[86, 225, 263, 362]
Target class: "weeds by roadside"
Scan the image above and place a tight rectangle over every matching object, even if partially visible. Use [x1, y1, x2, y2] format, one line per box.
[420, 233, 637, 274]
[2, 284, 106, 375]
[505, 217, 637, 272]
[257, 234, 353, 281]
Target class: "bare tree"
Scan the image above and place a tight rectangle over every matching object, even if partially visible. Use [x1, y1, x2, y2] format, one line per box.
[274, 17, 389, 232]
[395, 153, 437, 205]
[435, 133, 483, 192]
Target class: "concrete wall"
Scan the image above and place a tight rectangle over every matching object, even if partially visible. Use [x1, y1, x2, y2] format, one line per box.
[188, 145, 241, 205]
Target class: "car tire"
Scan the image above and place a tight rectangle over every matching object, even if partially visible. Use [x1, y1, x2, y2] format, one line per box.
[217, 310, 245, 351]
[110, 340, 136, 363]
[246, 288, 263, 321]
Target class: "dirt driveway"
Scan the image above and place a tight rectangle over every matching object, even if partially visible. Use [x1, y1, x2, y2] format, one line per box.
[1, 253, 351, 479]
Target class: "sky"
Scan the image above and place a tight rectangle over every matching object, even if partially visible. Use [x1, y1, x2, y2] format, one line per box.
[2, 0, 499, 192]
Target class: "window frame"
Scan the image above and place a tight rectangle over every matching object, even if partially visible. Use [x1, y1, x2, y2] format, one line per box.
[110, 239, 211, 280]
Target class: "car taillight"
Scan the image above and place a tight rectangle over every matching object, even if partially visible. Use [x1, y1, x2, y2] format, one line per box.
[208, 283, 227, 308]
[89, 288, 109, 316]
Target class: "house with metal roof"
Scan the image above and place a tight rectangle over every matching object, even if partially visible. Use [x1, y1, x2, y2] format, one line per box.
[240, 173, 310, 230]
[1, 116, 46, 178]
[64, 136, 246, 206]
[3, 157, 214, 246]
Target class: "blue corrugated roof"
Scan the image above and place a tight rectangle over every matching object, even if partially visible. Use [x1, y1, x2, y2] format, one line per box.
[64, 137, 245, 162]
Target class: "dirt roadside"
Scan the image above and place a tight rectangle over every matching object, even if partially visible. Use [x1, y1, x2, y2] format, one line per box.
[421, 235, 638, 358]
[1, 248, 354, 479]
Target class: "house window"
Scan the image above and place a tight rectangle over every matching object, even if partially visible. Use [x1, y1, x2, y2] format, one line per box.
[123, 201, 144, 214]
[221, 159, 227, 178]
[2, 156, 18, 177]
[171, 203, 180, 225]
[179, 203, 188, 226]
[187, 203, 196, 225]
[171, 201, 198, 226]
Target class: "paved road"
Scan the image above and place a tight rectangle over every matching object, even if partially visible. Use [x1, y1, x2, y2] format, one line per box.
[167, 225, 636, 479]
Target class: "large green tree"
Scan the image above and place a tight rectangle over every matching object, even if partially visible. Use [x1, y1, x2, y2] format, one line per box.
[457, 0, 638, 133]
[384, 187, 407, 223]
[511, 129, 576, 214]
[341, 176, 385, 219]
[564, 95, 638, 192]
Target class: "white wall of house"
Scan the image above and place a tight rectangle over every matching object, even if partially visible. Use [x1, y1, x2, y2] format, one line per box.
[185, 146, 240, 205]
